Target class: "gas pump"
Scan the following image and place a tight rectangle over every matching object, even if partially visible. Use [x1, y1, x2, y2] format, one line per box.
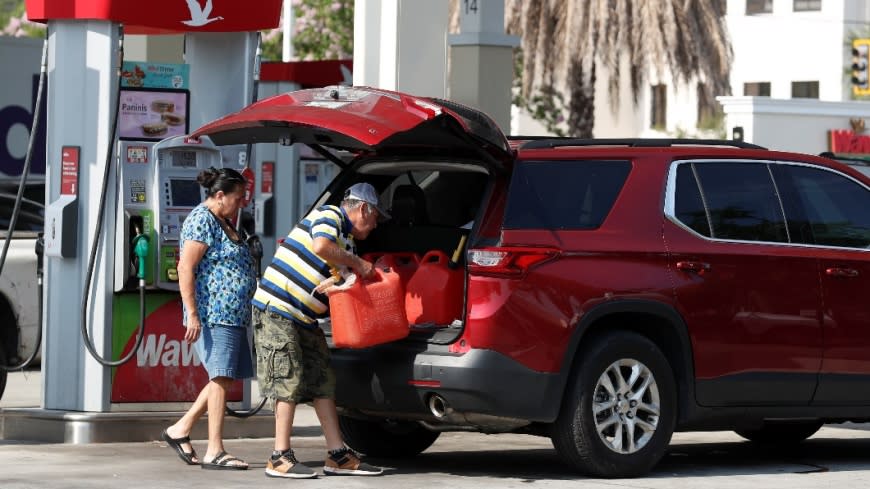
[113, 135, 222, 293]
[146, 136, 221, 290]
[110, 135, 245, 408]
[2, 0, 281, 441]
[114, 140, 157, 292]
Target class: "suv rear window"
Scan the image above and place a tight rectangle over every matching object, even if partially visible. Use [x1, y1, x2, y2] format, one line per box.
[504, 160, 630, 230]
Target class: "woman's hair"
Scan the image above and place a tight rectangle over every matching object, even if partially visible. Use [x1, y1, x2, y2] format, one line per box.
[197, 167, 246, 197]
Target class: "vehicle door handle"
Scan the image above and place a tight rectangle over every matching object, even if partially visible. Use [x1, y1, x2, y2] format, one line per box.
[676, 261, 711, 274]
[825, 267, 859, 278]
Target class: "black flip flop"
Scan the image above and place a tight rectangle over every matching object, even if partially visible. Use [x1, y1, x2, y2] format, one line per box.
[161, 429, 199, 466]
[201, 450, 249, 470]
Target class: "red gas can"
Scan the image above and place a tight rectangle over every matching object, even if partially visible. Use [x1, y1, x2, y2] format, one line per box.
[405, 250, 464, 325]
[329, 266, 409, 348]
[363, 252, 420, 291]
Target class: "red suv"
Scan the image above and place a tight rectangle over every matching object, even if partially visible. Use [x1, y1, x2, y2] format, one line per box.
[194, 86, 870, 478]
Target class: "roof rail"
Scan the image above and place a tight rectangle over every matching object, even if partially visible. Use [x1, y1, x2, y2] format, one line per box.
[507, 135, 556, 140]
[518, 138, 767, 150]
[819, 151, 870, 164]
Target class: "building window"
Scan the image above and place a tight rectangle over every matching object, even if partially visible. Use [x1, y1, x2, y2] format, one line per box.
[793, 0, 821, 12]
[792, 81, 819, 98]
[746, 0, 773, 14]
[697, 83, 723, 130]
[651, 84, 667, 129]
[744, 82, 771, 96]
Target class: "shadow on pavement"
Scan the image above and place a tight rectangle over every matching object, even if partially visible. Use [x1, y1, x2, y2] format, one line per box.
[371, 435, 870, 480]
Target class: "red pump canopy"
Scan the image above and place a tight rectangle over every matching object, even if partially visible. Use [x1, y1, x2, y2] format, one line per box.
[26, 0, 282, 34]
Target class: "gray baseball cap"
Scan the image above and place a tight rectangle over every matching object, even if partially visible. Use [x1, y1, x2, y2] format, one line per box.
[344, 182, 391, 219]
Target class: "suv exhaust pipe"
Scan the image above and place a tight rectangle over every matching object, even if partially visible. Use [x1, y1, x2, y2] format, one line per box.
[428, 394, 452, 419]
[423, 394, 531, 432]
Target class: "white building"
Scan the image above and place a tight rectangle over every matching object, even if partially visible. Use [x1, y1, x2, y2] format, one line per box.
[512, 0, 870, 152]
[727, 0, 869, 103]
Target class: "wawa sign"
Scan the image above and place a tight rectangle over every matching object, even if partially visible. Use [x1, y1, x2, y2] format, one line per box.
[111, 293, 242, 403]
[829, 128, 870, 154]
[828, 118, 870, 154]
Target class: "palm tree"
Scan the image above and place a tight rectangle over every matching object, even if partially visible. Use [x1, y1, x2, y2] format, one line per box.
[505, 0, 731, 137]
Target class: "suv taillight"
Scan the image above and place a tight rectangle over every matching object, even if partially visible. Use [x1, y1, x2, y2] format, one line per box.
[468, 247, 559, 278]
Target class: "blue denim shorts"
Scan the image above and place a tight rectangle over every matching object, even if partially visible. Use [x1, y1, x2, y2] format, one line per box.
[193, 323, 254, 380]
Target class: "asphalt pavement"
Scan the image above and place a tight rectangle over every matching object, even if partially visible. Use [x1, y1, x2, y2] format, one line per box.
[4, 369, 870, 489]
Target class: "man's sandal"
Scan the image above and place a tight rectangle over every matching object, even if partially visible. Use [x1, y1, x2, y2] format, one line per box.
[161, 429, 199, 466]
[201, 451, 249, 470]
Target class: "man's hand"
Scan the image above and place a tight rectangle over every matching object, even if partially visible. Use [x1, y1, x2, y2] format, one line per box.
[354, 257, 375, 279]
[314, 276, 338, 294]
[312, 236, 375, 279]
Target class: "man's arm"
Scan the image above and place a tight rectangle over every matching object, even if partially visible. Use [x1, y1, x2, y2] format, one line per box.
[312, 236, 374, 278]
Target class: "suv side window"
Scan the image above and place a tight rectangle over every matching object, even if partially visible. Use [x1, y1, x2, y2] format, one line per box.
[686, 162, 787, 243]
[504, 160, 630, 230]
[778, 165, 870, 248]
[675, 165, 712, 237]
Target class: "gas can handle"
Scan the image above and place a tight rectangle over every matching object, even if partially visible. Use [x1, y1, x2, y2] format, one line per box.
[421, 249, 447, 264]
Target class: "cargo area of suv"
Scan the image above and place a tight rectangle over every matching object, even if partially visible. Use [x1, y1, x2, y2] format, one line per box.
[193, 86, 870, 479]
[326, 160, 491, 343]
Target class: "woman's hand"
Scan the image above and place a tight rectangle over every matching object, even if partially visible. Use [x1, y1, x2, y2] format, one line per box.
[184, 315, 202, 343]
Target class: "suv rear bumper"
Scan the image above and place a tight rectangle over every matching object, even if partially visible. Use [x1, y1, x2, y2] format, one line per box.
[330, 344, 564, 425]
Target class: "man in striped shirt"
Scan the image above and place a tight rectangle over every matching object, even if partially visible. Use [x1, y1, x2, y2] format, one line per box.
[252, 182, 388, 478]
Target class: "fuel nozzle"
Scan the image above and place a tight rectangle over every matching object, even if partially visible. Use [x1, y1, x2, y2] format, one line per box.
[35, 232, 44, 280]
[131, 220, 150, 281]
[246, 234, 263, 277]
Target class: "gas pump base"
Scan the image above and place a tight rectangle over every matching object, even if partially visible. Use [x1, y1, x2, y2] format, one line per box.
[0, 408, 276, 443]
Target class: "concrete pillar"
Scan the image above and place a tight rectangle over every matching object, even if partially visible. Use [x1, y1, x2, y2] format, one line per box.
[254, 80, 301, 263]
[43, 21, 120, 411]
[185, 32, 258, 168]
[353, 0, 448, 98]
[447, 0, 518, 132]
[123, 35, 184, 64]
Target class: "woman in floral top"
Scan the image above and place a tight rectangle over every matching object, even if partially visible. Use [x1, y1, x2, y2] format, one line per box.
[161, 167, 256, 470]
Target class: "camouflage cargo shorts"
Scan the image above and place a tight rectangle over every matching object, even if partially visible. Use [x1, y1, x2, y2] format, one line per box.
[253, 307, 336, 403]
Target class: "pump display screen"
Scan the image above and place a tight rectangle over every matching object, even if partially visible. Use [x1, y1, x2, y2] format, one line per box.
[172, 151, 198, 168]
[169, 179, 201, 207]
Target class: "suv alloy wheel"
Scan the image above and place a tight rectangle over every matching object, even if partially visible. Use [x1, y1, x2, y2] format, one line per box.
[552, 331, 676, 478]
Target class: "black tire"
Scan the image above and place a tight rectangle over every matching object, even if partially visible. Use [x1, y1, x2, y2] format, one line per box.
[735, 421, 823, 444]
[338, 416, 440, 457]
[0, 345, 7, 400]
[551, 331, 677, 478]
[0, 301, 18, 365]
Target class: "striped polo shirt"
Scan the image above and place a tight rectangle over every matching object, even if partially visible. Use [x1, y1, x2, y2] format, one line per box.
[252, 205, 355, 328]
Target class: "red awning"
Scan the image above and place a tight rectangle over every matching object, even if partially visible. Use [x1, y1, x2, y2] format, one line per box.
[26, 0, 282, 34]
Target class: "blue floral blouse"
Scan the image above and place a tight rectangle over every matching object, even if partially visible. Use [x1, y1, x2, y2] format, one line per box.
[180, 204, 257, 328]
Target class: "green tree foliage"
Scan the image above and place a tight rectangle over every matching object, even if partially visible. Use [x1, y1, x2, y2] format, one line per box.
[1, 0, 45, 38]
[260, 0, 354, 61]
[0, 0, 21, 29]
[506, 0, 732, 138]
